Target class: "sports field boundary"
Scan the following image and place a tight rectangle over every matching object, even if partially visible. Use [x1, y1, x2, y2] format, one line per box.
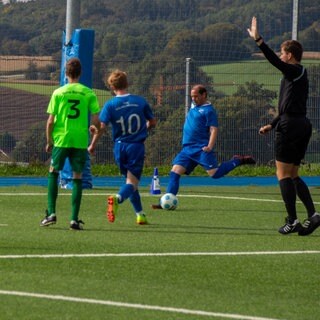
[1, 176, 320, 187]
[0, 289, 285, 320]
[1, 192, 320, 206]
[1, 251, 318, 320]
[1, 187, 319, 320]
[0, 250, 319, 259]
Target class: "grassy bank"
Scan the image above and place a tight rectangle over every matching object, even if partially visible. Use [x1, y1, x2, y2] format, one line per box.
[1, 163, 320, 177]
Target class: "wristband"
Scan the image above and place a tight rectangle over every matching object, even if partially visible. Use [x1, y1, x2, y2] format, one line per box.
[255, 36, 262, 42]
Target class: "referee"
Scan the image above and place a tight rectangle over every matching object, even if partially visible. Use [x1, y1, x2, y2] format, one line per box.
[247, 16, 320, 236]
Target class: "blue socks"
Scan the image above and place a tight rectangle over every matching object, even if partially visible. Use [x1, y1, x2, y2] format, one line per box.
[129, 190, 143, 213]
[118, 184, 143, 214]
[211, 158, 240, 179]
[118, 183, 135, 203]
[166, 171, 181, 195]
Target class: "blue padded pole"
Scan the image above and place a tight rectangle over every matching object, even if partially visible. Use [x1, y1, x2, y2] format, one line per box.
[59, 29, 96, 189]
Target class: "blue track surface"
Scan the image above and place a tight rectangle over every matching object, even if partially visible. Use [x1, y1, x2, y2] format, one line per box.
[0, 176, 319, 187]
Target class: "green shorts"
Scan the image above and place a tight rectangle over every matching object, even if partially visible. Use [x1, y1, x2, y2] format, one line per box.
[50, 147, 87, 173]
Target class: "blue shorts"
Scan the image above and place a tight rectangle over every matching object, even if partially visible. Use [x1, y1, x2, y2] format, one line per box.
[114, 141, 145, 180]
[172, 145, 218, 175]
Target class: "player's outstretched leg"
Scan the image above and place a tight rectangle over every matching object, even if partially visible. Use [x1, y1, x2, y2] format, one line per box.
[232, 155, 256, 165]
[211, 154, 256, 179]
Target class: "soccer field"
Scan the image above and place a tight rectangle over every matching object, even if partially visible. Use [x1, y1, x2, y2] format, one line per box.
[1, 185, 320, 320]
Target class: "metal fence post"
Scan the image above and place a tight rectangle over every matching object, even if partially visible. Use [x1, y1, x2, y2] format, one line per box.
[292, 0, 299, 40]
[65, 0, 80, 45]
[185, 57, 191, 117]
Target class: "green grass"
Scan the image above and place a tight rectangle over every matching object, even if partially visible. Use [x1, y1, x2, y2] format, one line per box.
[1, 185, 320, 320]
[202, 59, 320, 96]
[2, 59, 319, 101]
[202, 60, 279, 95]
[0, 82, 59, 95]
[2, 163, 320, 177]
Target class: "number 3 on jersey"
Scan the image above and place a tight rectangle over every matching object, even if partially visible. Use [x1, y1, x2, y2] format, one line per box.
[67, 99, 80, 119]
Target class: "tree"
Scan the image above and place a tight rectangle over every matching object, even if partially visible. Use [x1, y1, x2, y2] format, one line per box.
[145, 105, 185, 166]
[12, 122, 48, 163]
[164, 30, 200, 59]
[200, 23, 251, 62]
[0, 132, 16, 153]
[215, 81, 277, 164]
[25, 61, 38, 80]
[300, 21, 320, 52]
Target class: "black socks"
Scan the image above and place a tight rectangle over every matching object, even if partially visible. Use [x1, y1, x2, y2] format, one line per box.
[279, 177, 297, 223]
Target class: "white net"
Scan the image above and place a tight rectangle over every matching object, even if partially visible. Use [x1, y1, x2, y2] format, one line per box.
[0, 0, 319, 166]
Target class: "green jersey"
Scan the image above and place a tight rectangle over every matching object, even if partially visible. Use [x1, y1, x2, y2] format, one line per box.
[47, 83, 100, 148]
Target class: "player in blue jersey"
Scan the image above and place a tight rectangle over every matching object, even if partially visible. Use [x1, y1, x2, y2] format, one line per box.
[88, 69, 156, 225]
[152, 84, 255, 209]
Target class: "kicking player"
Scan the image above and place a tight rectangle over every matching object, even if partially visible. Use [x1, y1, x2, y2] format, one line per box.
[152, 84, 255, 209]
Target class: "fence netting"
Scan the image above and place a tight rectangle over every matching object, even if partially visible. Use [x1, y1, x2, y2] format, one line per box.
[0, 0, 320, 169]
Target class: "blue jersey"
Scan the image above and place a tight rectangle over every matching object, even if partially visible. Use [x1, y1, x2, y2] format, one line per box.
[99, 93, 154, 143]
[182, 102, 218, 147]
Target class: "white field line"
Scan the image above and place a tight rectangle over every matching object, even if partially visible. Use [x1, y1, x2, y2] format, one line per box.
[0, 290, 284, 320]
[0, 251, 319, 259]
[1, 192, 320, 205]
[0, 192, 312, 319]
[0, 192, 287, 203]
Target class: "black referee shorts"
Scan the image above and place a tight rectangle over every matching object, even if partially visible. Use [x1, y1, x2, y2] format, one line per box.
[275, 116, 312, 165]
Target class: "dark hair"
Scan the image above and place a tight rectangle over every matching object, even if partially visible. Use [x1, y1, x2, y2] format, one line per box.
[192, 84, 207, 96]
[66, 58, 81, 79]
[281, 40, 303, 62]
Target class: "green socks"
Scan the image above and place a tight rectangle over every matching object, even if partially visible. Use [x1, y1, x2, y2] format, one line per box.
[71, 179, 82, 221]
[47, 172, 59, 214]
[48, 174, 83, 222]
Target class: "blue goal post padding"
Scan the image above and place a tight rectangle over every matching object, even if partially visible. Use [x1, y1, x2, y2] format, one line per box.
[59, 29, 95, 189]
[60, 29, 95, 87]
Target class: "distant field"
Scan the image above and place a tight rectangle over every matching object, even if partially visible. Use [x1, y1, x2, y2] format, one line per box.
[0, 82, 111, 106]
[0, 82, 59, 95]
[0, 84, 110, 141]
[1, 58, 319, 102]
[202, 59, 320, 96]
[0, 55, 55, 72]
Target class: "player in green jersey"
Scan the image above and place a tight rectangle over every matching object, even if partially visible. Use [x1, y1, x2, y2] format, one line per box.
[40, 57, 101, 230]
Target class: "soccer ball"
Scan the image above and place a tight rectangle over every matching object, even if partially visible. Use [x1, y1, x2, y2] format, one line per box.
[160, 193, 178, 210]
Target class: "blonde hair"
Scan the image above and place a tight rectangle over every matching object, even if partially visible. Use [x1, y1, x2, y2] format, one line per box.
[107, 69, 128, 90]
